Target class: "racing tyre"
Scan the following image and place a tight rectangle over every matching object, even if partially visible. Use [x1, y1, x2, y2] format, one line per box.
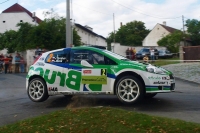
[116, 76, 144, 104]
[27, 78, 49, 102]
[145, 93, 157, 99]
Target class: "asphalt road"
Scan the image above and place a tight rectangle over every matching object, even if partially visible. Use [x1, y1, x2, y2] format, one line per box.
[0, 73, 200, 127]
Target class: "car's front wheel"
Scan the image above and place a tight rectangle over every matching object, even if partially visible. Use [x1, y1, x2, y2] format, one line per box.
[27, 78, 49, 102]
[116, 76, 144, 104]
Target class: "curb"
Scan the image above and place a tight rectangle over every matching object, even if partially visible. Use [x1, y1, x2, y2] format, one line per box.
[174, 76, 200, 85]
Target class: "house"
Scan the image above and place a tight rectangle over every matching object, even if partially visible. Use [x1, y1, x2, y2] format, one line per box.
[0, 3, 42, 33]
[74, 24, 107, 47]
[142, 22, 192, 47]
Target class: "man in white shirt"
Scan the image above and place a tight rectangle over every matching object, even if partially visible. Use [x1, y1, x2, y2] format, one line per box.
[150, 47, 155, 62]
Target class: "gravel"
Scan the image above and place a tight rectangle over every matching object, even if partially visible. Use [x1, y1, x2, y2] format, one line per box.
[162, 62, 200, 84]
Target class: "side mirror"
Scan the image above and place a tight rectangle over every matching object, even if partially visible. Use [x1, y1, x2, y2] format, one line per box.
[81, 60, 93, 68]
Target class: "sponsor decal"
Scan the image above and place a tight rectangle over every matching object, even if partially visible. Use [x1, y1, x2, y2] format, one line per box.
[36, 62, 45, 66]
[148, 76, 170, 80]
[27, 67, 103, 91]
[81, 69, 107, 84]
[162, 76, 170, 80]
[48, 87, 58, 91]
[153, 81, 167, 85]
[148, 76, 161, 80]
[82, 76, 107, 84]
[83, 70, 91, 74]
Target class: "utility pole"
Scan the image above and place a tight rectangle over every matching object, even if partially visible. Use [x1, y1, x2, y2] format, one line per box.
[113, 13, 115, 43]
[66, 0, 72, 47]
[182, 15, 185, 46]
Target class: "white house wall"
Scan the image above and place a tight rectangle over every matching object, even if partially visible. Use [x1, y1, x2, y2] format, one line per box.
[0, 12, 37, 33]
[75, 27, 107, 47]
[142, 24, 170, 46]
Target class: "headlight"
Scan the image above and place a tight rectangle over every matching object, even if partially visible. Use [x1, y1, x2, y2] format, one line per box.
[146, 65, 166, 74]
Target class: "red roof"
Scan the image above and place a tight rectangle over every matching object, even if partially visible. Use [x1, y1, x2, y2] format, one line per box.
[160, 24, 178, 33]
[2, 3, 42, 24]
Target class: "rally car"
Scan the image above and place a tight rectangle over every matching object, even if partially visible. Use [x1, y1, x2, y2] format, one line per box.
[26, 46, 175, 104]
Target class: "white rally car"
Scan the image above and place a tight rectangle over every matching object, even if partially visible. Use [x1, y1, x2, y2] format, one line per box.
[26, 46, 175, 104]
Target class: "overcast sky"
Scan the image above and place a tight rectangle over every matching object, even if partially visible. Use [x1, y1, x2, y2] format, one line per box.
[1, 0, 200, 37]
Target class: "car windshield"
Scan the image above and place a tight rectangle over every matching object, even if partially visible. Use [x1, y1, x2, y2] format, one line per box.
[143, 49, 149, 52]
[159, 50, 165, 53]
[104, 50, 128, 60]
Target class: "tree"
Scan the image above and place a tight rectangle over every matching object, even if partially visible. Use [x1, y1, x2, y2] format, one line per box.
[106, 32, 115, 51]
[0, 30, 17, 53]
[185, 19, 200, 45]
[107, 20, 150, 46]
[157, 31, 184, 53]
[0, 12, 82, 52]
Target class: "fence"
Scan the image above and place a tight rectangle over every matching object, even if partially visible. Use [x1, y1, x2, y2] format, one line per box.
[183, 46, 200, 61]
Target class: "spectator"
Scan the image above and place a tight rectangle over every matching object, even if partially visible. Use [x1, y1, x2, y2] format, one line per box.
[130, 47, 133, 60]
[150, 47, 155, 62]
[20, 55, 26, 73]
[0, 54, 4, 73]
[15, 53, 21, 73]
[4, 55, 10, 74]
[126, 48, 130, 59]
[143, 54, 149, 63]
[7, 54, 13, 73]
[132, 47, 136, 60]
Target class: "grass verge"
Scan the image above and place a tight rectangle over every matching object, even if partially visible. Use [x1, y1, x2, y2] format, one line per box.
[0, 107, 200, 133]
[151, 57, 180, 66]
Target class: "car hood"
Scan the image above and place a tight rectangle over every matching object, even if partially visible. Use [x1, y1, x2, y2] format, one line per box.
[119, 60, 173, 75]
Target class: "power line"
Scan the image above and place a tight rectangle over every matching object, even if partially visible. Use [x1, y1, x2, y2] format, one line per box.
[0, 0, 9, 4]
[111, 0, 182, 19]
[73, 3, 112, 16]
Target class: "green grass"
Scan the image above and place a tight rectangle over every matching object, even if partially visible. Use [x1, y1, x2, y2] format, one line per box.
[0, 107, 200, 133]
[150, 57, 180, 66]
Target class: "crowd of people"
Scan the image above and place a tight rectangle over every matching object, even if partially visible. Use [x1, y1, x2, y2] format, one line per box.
[0, 53, 25, 74]
[125, 47, 156, 63]
[126, 47, 137, 60]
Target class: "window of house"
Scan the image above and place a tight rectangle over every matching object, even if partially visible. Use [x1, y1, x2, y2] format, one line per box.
[20, 20, 23, 23]
[46, 50, 69, 63]
[3, 21, 5, 23]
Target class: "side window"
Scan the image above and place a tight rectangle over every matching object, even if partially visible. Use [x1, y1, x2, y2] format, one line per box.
[91, 51, 105, 65]
[70, 50, 90, 64]
[105, 56, 117, 65]
[46, 50, 68, 63]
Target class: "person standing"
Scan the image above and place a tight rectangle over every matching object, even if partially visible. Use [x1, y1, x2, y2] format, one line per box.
[3, 55, 10, 74]
[0, 54, 4, 73]
[20, 55, 25, 73]
[15, 53, 21, 73]
[126, 48, 130, 59]
[150, 47, 155, 62]
[7, 54, 13, 73]
[132, 47, 136, 60]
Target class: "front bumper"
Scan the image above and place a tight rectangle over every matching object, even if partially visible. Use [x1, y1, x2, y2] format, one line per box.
[143, 73, 175, 93]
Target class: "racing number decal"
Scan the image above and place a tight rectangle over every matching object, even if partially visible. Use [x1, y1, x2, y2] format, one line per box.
[101, 69, 107, 76]
[47, 53, 54, 62]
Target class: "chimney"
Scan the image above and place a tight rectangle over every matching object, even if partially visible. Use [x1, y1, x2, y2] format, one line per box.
[32, 12, 35, 18]
[163, 21, 166, 26]
[120, 22, 123, 27]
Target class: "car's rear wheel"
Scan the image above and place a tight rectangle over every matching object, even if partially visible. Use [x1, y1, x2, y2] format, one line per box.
[27, 78, 49, 102]
[145, 93, 157, 98]
[116, 76, 144, 104]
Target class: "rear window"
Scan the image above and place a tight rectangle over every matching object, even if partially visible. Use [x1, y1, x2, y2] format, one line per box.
[143, 49, 149, 52]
